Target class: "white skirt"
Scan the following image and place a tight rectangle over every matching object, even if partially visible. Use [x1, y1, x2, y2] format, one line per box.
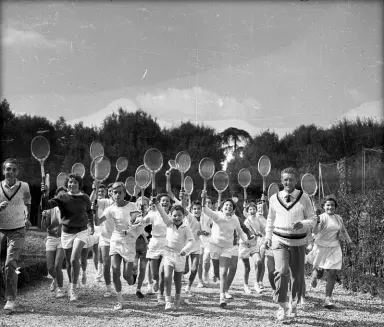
[307, 244, 342, 270]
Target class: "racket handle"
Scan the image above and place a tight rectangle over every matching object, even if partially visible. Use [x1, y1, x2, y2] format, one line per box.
[151, 173, 155, 197]
[203, 179, 207, 192]
[243, 187, 247, 202]
[217, 192, 222, 208]
[40, 163, 45, 180]
[115, 171, 120, 182]
[180, 172, 185, 192]
[262, 177, 266, 196]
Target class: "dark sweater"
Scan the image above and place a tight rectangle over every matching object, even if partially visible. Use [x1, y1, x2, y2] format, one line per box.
[42, 193, 93, 234]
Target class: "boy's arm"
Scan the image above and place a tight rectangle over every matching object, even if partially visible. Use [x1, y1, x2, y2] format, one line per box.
[202, 204, 221, 223]
[153, 201, 172, 226]
[180, 226, 195, 255]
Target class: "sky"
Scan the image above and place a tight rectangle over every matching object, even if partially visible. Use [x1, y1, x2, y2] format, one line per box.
[1, 0, 383, 138]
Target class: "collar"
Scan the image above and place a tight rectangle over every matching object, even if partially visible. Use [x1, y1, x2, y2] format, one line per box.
[67, 191, 84, 196]
[281, 189, 299, 199]
[2, 179, 20, 189]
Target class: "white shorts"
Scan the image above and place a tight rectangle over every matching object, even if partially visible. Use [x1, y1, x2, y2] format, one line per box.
[46, 236, 62, 251]
[238, 243, 259, 259]
[85, 235, 99, 248]
[146, 237, 167, 260]
[99, 235, 111, 247]
[163, 250, 186, 272]
[230, 245, 239, 257]
[208, 243, 233, 260]
[110, 240, 135, 263]
[61, 230, 89, 249]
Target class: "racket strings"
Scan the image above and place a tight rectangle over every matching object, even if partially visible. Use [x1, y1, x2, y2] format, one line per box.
[144, 149, 163, 171]
[301, 174, 318, 196]
[176, 152, 191, 172]
[125, 177, 136, 196]
[72, 163, 85, 177]
[91, 156, 111, 181]
[238, 169, 251, 187]
[199, 159, 215, 179]
[116, 157, 129, 171]
[184, 176, 194, 194]
[31, 137, 50, 159]
[136, 170, 151, 188]
[90, 142, 104, 160]
[258, 156, 271, 177]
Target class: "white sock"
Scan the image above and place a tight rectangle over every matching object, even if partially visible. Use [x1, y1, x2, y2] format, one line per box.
[165, 296, 172, 303]
[116, 292, 123, 302]
[220, 292, 225, 299]
[106, 284, 112, 291]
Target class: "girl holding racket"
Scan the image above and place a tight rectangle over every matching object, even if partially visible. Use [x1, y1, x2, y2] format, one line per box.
[201, 190, 252, 308]
[306, 195, 356, 309]
[149, 198, 195, 311]
[93, 182, 145, 310]
[41, 186, 67, 299]
[239, 200, 266, 294]
[41, 173, 94, 302]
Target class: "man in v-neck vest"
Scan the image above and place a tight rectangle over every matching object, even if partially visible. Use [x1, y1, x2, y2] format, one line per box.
[0, 158, 32, 311]
[264, 167, 317, 322]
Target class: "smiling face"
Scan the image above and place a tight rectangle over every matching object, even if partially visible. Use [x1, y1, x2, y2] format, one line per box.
[281, 173, 297, 193]
[171, 209, 184, 226]
[192, 204, 202, 218]
[206, 198, 213, 209]
[67, 177, 80, 194]
[222, 200, 234, 216]
[323, 200, 336, 215]
[98, 187, 107, 199]
[3, 162, 18, 184]
[159, 195, 171, 211]
[248, 205, 257, 216]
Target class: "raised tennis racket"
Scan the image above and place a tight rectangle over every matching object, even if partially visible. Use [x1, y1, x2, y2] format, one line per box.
[90, 141, 105, 201]
[258, 155, 271, 197]
[125, 176, 136, 197]
[267, 182, 280, 200]
[71, 163, 86, 178]
[238, 168, 252, 202]
[168, 159, 177, 171]
[198, 157, 215, 193]
[143, 148, 163, 196]
[301, 173, 318, 211]
[31, 135, 50, 183]
[115, 156, 129, 182]
[91, 155, 111, 205]
[135, 165, 152, 211]
[213, 171, 229, 207]
[175, 151, 191, 192]
[184, 176, 194, 206]
[56, 172, 68, 189]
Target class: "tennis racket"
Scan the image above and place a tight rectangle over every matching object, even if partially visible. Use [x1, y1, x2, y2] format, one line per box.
[238, 168, 252, 202]
[258, 155, 271, 197]
[115, 156, 129, 182]
[71, 163, 86, 178]
[143, 148, 163, 196]
[135, 165, 152, 211]
[213, 171, 229, 207]
[175, 151, 191, 191]
[198, 157, 215, 193]
[56, 172, 68, 189]
[184, 176, 194, 206]
[125, 176, 136, 197]
[91, 155, 111, 206]
[267, 182, 280, 200]
[168, 159, 177, 171]
[31, 136, 50, 183]
[301, 173, 318, 211]
[90, 141, 105, 202]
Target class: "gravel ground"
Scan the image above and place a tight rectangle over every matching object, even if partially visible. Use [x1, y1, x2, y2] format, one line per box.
[1, 260, 383, 327]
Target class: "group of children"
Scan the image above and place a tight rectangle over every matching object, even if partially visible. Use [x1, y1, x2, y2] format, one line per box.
[40, 171, 354, 317]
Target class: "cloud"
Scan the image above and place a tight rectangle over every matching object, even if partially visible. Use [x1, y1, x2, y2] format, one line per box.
[136, 86, 262, 121]
[2, 27, 67, 49]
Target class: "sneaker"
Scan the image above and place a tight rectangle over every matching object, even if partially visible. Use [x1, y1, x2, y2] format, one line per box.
[56, 288, 66, 299]
[276, 307, 287, 322]
[113, 302, 124, 311]
[224, 292, 233, 300]
[3, 300, 16, 311]
[219, 298, 227, 308]
[287, 305, 297, 318]
[104, 291, 112, 298]
[254, 282, 262, 294]
[184, 284, 191, 295]
[81, 272, 87, 285]
[259, 282, 264, 289]
[165, 302, 173, 311]
[244, 284, 252, 294]
[136, 290, 144, 299]
[153, 281, 159, 293]
[311, 277, 317, 288]
[196, 281, 204, 288]
[50, 279, 58, 292]
[157, 294, 165, 304]
[324, 297, 334, 309]
[147, 284, 155, 295]
[69, 290, 78, 302]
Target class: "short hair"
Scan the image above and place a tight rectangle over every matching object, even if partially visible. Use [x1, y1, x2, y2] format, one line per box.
[190, 200, 202, 212]
[98, 184, 106, 190]
[218, 198, 237, 213]
[156, 193, 171, 202]
[65, 173, 83, 189]
[281, 167, 299, 178]
[245, 202, 257, 212]
[2, 158, 19, 170]
[108, 183, 114, 189]
[55, 186, 67, 195]
[136, 196, 149, 206]
[111, 182, 125, 191]
[322, 195, 338, 208]
[170, 204, 185, 215]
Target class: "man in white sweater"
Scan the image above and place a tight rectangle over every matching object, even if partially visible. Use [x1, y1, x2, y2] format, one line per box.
[264, 167, 317, 322]
[0, 158, 32, 311]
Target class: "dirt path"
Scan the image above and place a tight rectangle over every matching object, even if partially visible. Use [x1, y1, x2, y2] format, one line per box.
[1, 260, 383, 327]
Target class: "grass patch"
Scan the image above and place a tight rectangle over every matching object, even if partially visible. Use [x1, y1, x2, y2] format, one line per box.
[21, 229, 46, 257]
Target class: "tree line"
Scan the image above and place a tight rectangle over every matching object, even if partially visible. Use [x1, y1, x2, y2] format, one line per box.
[1, 98, 383, 225]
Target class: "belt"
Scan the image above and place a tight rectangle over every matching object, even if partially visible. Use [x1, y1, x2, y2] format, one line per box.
[273, 231, 307, 240]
